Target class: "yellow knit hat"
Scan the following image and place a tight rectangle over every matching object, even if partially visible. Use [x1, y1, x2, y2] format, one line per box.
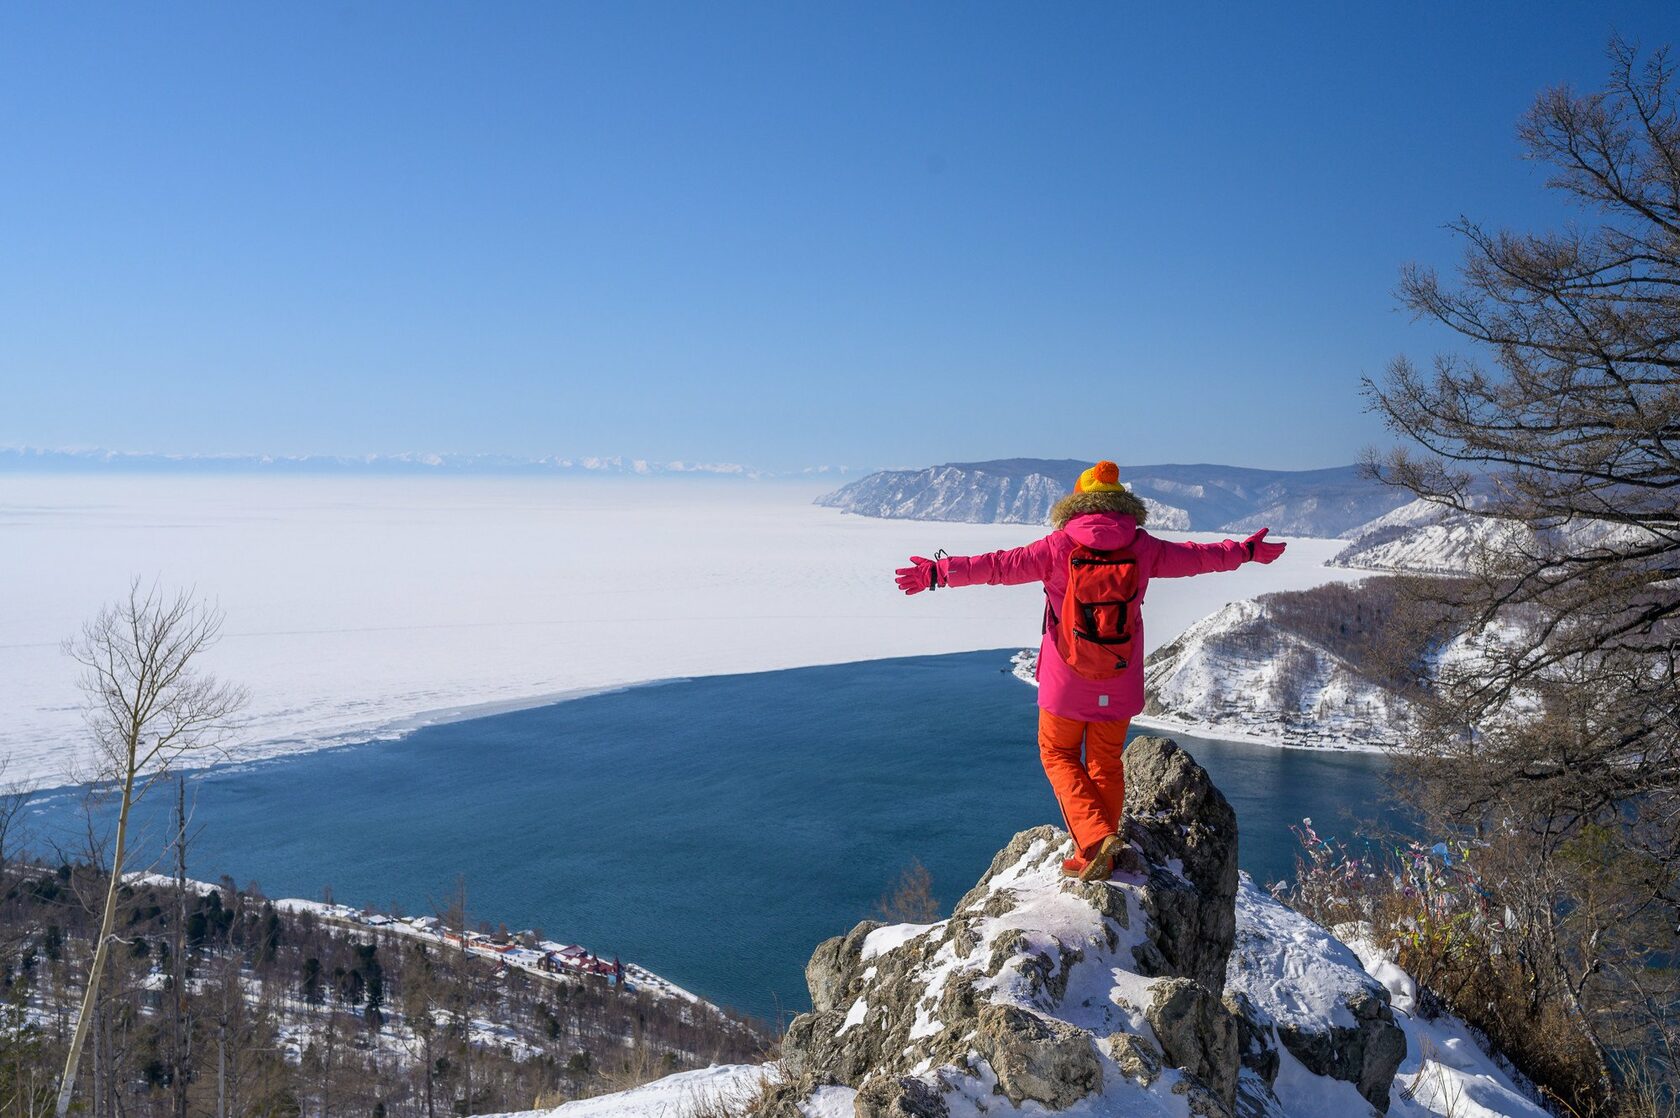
[1075, 460, 1124, 493]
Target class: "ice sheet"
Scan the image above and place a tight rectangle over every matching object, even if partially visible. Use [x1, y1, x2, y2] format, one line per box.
[0, 475, 1362, 785]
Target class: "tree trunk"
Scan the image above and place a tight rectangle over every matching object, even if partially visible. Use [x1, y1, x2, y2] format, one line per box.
[421, 1025, 435, 1118]
[218, 1018, 226, 1118]
[90, 1002, 101, 1118]
[55, 758, 136, 1118]
[174, 777, 190, 1118]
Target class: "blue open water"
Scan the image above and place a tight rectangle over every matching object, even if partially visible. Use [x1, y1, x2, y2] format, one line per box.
[26, 650, 1399, 1023]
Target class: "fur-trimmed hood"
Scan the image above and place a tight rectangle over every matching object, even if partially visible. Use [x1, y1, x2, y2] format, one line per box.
[1049, 487, 1150, 530]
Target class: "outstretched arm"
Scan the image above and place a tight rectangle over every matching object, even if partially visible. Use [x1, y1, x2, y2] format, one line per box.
[895, 535, 1058, 595]
[1150, 528, 1286, 579]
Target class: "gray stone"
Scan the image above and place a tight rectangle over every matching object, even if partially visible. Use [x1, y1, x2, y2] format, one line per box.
[1124, 737, 1241, 996]
[1172, 1076, 1237, 1118]
[1066, 876, 1132, 929]
[1222, 990, 1280, 1085]
[1274, 984, 1406, 1112]
[781, 1010, 857, 1084]
[806, 920, 881, 1013]
[971, 1004, 1102, 1109]
[1144, 977, 1239, 1111]
[1106, 1032, 1163, 1086]
[853, 1074, 949, 1118]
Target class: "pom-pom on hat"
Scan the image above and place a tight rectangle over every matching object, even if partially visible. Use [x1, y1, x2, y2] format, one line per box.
[1075, 460, 1124, 494]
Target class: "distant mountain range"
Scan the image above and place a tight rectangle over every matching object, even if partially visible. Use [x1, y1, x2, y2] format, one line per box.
[816, 458, 1416, 537]
[0, 447, 868, 480]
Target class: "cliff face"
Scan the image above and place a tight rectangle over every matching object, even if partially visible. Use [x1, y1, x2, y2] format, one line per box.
[759, 738, 1406, 1118]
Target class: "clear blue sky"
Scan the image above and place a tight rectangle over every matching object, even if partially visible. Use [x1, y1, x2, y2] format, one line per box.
[1, 3, 1671, 472]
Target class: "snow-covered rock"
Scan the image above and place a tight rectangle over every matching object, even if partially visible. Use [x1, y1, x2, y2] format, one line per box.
[1228, 877, 1408, 1110]
[755, 737, 1404, 1118]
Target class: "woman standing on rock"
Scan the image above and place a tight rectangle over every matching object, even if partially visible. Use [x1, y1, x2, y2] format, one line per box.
[894, 460, 1285, 880]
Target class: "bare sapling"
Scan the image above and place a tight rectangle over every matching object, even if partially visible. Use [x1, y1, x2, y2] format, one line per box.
[54, 579, 247, 1118]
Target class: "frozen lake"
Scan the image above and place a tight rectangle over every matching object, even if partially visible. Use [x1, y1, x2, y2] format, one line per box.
[0, 474, 1363, 785]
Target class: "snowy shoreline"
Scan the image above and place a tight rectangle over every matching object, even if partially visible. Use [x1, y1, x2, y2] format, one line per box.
[1128, 713, 1391, 755]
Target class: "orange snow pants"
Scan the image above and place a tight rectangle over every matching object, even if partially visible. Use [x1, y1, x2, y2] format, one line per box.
[1038, 710, 1131, 860]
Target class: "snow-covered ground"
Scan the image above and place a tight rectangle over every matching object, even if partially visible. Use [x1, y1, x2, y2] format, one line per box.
[478, 1064, 777, 1118]
[1, 475, 1361, 786]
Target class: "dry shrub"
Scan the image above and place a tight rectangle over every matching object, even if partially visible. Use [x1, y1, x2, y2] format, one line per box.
[1278, 820, 1631, 1116]
[1611, 1051, 1680, 1118]
[874, 858, 941, 924]
[687, 1063, 784, 1118]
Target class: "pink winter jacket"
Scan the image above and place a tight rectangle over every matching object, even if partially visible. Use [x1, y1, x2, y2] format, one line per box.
[940, 512, 1250, 722]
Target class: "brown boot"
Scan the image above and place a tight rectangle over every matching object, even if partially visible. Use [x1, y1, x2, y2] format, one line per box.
[1077, 834, 1126, 882]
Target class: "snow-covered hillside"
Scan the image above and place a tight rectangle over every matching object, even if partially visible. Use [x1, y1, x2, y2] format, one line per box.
[1330, 496, 1656, 576]
[497, 739, 1545, 1118]
[1329, 499, 1514, 574]
[1139, 599, 1417, 751]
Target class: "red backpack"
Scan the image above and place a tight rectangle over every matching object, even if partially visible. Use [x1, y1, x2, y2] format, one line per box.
[1050, 545, 1140, 679]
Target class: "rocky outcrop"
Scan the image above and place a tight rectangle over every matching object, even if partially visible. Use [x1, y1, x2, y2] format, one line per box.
[1121, 738, 1240, 994]
[758, 737, 1408, 1118]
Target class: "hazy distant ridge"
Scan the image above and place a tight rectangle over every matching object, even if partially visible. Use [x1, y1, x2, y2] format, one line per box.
[0, 447, 870, 480]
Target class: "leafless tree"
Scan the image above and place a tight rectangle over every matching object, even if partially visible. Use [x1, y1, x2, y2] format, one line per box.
[1366, 37, 1680, 1113]
[54, 580, 247, 1118]
[0, 758, 38, 875]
